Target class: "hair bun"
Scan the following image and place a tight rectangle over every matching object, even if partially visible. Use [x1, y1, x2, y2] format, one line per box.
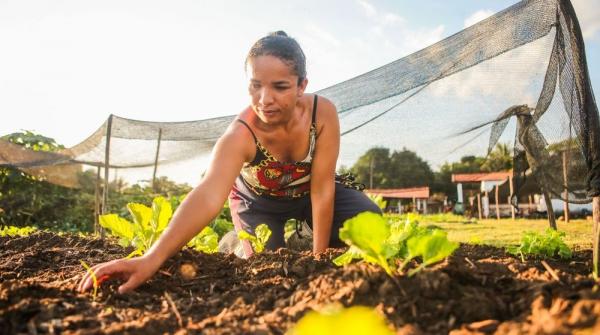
[269, 30, 288, 37]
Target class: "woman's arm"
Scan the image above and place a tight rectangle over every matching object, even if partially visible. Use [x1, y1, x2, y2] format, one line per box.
[78, 122, 252, 293]
[310, 97, 340, 254]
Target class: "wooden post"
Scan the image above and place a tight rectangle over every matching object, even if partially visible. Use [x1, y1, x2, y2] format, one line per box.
[563, 151, 570, 223]
[94, 166, 101, 235]
[484, 190, 489, 218]
[593, 197, 600, 280]
[152, 128, 163, 192]
[528, 195, 533, 216]
[509, 175, 515, 220]
[495, 184, 500, 220]
[101, 115, 113, 238]
[412, 196, 416, 213]
[369, 157, 374, 189]
[543, 190, 557, 230]
[477, 193, 482, 220]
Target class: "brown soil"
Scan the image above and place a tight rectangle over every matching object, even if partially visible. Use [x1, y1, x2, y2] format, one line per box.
[1, 232, 600, 334]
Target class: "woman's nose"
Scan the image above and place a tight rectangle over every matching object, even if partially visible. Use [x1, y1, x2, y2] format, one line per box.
[259, 88, 274, 105]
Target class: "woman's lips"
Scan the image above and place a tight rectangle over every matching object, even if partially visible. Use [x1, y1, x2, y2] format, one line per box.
[261, 110, 278, 116]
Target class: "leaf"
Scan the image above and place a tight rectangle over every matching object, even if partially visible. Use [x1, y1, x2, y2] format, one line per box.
[188, 227, 219, 254]
[404, 229, 458, 275]
[126, 203, 152, 230]
[255, 224, 272, 251]
[338, 212, 395, 274]
[99, 214, 134, 243]
[151, 196, 172, 232]
[339, 212, 391, 257]
[289, 305, 394, 335]
[237, 224, 272, 254]
[332, 246, 362, 266]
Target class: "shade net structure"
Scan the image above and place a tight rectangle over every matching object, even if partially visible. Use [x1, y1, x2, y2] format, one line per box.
[0, 0, 598, 208]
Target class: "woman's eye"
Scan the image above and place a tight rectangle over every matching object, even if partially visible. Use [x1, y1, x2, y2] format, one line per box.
[275, 86, 288, 91]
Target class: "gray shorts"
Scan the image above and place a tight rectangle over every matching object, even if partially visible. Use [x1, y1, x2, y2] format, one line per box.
[228, 176, 382, 257]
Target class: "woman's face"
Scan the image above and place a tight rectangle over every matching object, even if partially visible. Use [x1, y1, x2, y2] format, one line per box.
[247, 55, 307, 125]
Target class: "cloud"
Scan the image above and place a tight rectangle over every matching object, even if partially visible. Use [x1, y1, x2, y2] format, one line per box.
[572, 0, 600, 39]
[304, 22, 341, 47]
[382, 13, 403, 26]
[464, 10, 494, 28]
[356, 0, 377, 18]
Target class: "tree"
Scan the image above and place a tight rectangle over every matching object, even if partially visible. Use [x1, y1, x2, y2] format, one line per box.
[349, 147, 433, 189]
[481, 143, 512, 172]
[349, 147, 392, 188]
[388, 148, 434, 188]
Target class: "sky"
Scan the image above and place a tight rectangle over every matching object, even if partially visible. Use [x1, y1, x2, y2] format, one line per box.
[1, 0, 599, 185]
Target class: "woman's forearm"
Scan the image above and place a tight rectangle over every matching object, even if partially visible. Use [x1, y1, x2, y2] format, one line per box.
[143, 184, 224, 265]
[311, 185, 335, 253]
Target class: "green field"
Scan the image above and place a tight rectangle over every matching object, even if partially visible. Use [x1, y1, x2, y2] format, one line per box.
[418, 217, 594, 250]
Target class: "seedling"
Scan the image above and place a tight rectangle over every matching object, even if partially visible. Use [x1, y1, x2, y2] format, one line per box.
[80, 260, 99, 301]
[507, 228, 572, 262]
[333, 212, 458, 276]
[187, 226, 219, 254]
[289, 304, 394, 335]
[0, 225, 37, 237]
[238, 224, 272, 253]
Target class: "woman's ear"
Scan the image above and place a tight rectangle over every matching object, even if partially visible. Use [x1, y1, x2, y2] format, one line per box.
[297, 78, 308, 97]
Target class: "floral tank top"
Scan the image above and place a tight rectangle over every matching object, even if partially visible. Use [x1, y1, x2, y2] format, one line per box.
[236, 95, 318, 198]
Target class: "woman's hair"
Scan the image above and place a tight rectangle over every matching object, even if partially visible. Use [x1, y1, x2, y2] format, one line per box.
[245, 31, 306, 84]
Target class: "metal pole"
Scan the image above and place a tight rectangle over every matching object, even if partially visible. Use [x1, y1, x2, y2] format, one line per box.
[509, 174, 515, 220]
[563, 150, 570, 223]
[543, 190, 557, 230]
[101, 115, 113, 238]
[477, 193, 482, 220]
[593, 197, 600, 280]
[94, 166, 101, 235]
[495, 184, 500, 220]
[369, 157, 374, 189]
[152, 128, 163, 192]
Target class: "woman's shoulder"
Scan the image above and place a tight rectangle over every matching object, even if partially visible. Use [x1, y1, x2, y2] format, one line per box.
[310, 94, 338, 124]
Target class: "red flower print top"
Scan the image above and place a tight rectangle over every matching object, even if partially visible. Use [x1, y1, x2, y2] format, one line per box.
[236, 95, 318, 199]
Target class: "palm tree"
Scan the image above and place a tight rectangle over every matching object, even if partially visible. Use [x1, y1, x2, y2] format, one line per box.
[481, 143, 512, 172]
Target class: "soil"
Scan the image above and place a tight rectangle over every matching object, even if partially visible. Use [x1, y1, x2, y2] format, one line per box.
[1, 231, 600, 335]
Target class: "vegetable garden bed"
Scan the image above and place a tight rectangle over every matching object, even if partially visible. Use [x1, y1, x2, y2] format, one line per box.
[1, 231, 599, 334]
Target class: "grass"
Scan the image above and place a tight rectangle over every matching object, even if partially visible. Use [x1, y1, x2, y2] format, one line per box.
[417, 217, 594, 250]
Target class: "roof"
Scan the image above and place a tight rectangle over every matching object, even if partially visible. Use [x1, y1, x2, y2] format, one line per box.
[365, 187, 430, 199]
[451, 171, 512, 183]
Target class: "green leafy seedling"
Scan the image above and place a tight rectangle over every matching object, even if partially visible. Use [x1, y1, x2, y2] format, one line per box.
[80, 260, 99, 301]
[333, 211, 458, 277]
[188, 226, 219, 254]
[507, 228, 572, 262]
[238, 224, 272, 253]
[335, 212, 395, 275]
[400, 230, 459, 276]
[289, 305, 394, 335]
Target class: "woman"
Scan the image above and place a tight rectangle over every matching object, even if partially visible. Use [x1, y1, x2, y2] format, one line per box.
[78, 31, 380, 294]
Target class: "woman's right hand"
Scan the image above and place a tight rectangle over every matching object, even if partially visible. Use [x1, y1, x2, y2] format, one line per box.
[77, 255, 162, 294]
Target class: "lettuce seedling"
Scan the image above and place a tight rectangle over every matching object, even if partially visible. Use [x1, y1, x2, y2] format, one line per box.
[100, 196, 173, 257]
[80, 260, 99, 301]
[334, 212, 396, 275]
[399, 230, 459, 276]
[0, 225, 37, 237]
[187, 226, 219, 254]
[367, 194, 387, 211]
[289, 305, 394, 335]
[507, 228, 572, 262]
[238, 224, 271, 253]
[333, 212, 458, 276]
